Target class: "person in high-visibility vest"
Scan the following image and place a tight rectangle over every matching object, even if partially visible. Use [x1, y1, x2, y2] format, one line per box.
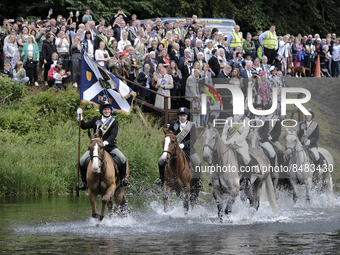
[259, 25, 278, 65]
[227, 25, 243, 51]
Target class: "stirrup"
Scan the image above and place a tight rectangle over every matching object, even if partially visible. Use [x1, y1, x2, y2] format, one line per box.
[79, 182, 87, 191]
[153, 178, 164, 187]
[122, 178, 131, 187]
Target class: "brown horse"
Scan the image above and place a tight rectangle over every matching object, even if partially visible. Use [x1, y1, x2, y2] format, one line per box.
[161, 128, 192, 213]
[87, 129, 128, 220]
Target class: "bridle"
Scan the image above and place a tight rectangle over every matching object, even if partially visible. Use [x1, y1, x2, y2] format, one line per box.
[163, 133, 184, 161]
[90, 138, 107, 172]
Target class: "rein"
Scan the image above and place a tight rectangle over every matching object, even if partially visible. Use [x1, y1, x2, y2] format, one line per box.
[163, 133, 188, 182]
[90, 139, 108, 193]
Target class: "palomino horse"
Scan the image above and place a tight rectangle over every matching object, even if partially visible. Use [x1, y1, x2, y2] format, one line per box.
[161, 128, 193, 213]
[202, 125, 277, 222]
[87, 130, 128, 220]
[247, 127, 280, 192]
[285, 130, 334, 203]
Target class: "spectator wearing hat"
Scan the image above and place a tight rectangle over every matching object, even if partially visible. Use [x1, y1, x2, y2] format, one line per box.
[185, 26, 196, 40]
[111, 50, 131, 79]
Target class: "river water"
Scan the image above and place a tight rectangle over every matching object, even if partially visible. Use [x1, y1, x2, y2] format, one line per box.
[1, 188, 340, 254]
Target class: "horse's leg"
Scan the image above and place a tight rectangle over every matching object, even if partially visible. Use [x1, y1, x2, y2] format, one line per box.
[99, 183, 116, 221]
[244, 177, 255, 208]
[288, 176, 299, 203]
[88, 189, 99, 218]
[251, 178, 262, 210]
[113, 185, 127, 216]
[107, 199, 113, 214]
[322, 170, 334, 204]
[305, 177, 312, 205]
[271, 171, 279, 194]
[225, 180, 240, 215]
[183, 188, 190, 215]
[212, 187, 224, 223]
[163, 183, 171, 212]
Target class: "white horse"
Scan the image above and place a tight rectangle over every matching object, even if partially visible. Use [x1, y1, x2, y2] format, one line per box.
[285, 129, 334, 204]
[202, 125, 277, 222]
[247, 127, 280, 193]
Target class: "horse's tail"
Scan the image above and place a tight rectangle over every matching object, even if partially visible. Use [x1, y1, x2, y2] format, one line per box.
[264, 175, 278, 213]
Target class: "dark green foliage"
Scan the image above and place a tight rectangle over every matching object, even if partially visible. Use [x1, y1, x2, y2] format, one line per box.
[1, 0, 339, 36]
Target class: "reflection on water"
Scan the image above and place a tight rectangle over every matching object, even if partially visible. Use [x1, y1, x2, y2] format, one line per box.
[1, 189, 340, 254]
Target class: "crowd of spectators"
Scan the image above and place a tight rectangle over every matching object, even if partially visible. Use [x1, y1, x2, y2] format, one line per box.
[0, 10, 339, 122]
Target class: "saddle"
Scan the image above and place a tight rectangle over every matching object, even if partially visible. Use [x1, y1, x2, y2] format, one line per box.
[305, 148, 327, 166]
[84, 154, 122, 182]
[232, 148, 262, 176]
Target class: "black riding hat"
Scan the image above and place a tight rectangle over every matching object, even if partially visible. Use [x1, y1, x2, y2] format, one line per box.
[99, 100, 114, 115]
[177, 107, 189, 115]
[307, 108, 315, 119]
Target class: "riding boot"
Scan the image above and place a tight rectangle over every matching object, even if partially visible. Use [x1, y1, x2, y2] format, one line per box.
[120, 162, 130, 187]
[269, 156, 276, 167]
[277, 151, 284, 166]
[154, 162, 165, 186]
[79, 165, 87, 191]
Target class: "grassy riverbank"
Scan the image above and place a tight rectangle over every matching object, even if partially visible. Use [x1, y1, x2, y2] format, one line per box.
[0, 80, 162, 196]
[1, 78, 339, 196]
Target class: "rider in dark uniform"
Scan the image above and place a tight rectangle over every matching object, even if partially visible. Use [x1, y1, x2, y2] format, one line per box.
[154, 107, 203, 189]
[77, 99, 130, 190]
[297, 108, 320, 165]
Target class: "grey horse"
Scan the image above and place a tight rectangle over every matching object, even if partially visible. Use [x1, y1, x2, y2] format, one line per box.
[285, 129, 334, 204]
[202, 125, 277, 222]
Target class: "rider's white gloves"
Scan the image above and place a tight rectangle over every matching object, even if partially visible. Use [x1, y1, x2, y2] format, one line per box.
[179, 143, 184, 149]
[305, 139, 311, 146]
[103, 141, 109, 146]
[77, 108, 83, 121]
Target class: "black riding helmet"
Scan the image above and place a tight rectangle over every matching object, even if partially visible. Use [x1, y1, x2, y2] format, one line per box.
[307, 108, 315, 119]
[99, 100, 114, 115]
[177, 107, 189, 115]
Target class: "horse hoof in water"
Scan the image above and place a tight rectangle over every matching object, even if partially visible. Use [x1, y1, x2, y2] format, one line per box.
[92, 213, 99, 218]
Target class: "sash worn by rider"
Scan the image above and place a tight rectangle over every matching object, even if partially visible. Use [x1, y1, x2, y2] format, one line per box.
[227, 115, 246, 139]
[301, 121, 318, 144]
[176, 121, 193, 144]
[96, 116, 115, 136]
[98, 34, 115, 55]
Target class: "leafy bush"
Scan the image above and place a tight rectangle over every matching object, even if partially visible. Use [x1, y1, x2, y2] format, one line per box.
[0, 77, 27, 103]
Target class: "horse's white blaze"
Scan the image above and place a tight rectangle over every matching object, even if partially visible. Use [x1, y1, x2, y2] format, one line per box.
[162, 136, 170, 161]
[92, 143, 100, 171]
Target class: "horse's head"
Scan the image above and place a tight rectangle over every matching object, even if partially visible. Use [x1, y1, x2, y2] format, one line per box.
[88, 129, 105, 174]
[161, 128, 180, 163]
[285, 128, 299, 159]
[202, 125, 217, 165]
[247, 126, 261, 149]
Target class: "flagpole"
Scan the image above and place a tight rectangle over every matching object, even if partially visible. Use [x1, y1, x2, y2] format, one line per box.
[77, 50, 85, 198]
[77, 99, 82, 197]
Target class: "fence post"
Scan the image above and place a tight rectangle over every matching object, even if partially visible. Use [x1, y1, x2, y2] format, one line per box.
[164, 96, 169, 126]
